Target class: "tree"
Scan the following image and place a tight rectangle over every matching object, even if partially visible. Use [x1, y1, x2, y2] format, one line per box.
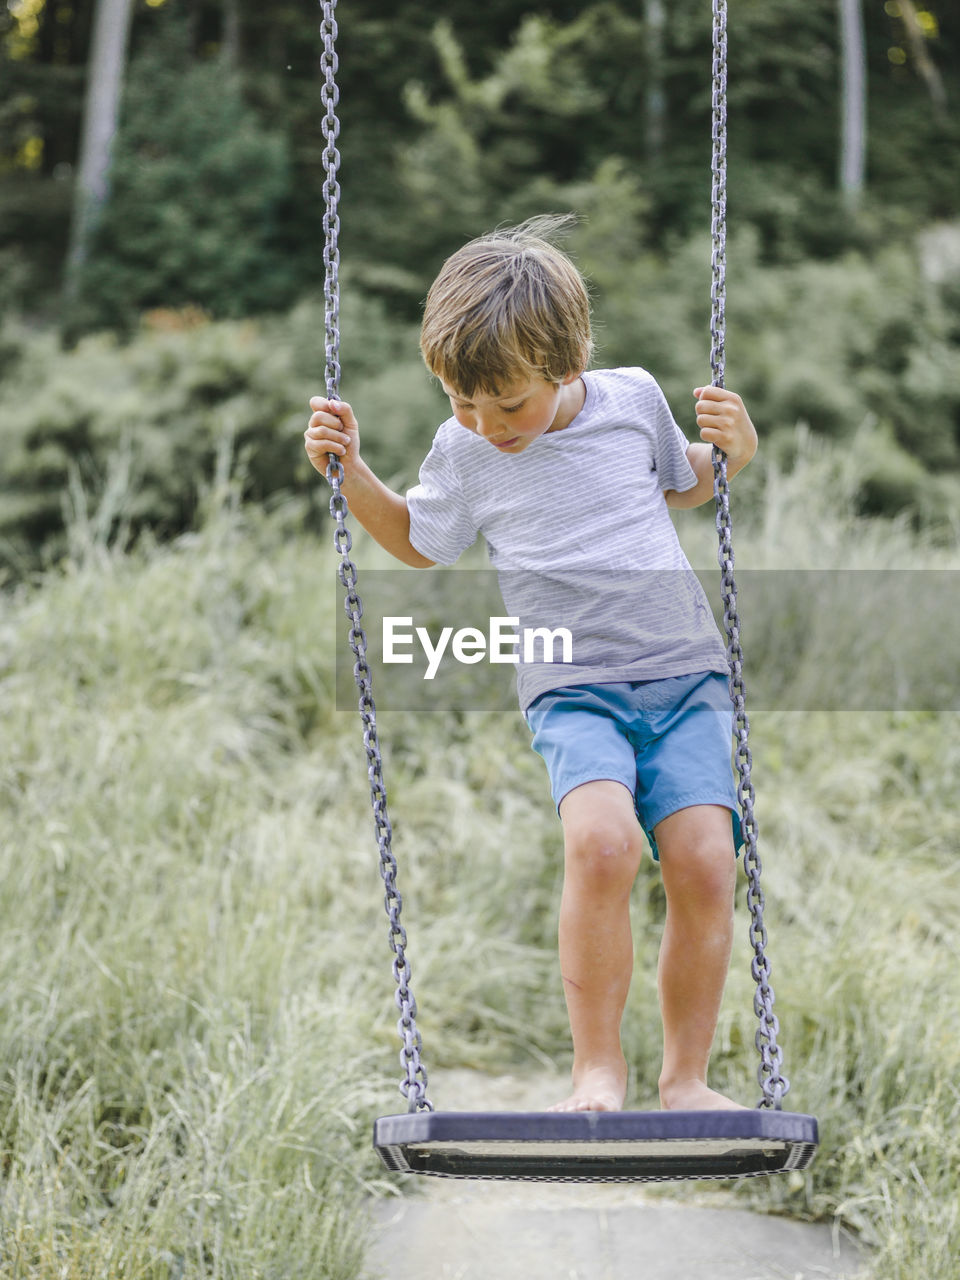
[644, 0, 666, 162]
[64, 15, 296, 336]
[838, 0, 866, 210]
[63, 0, 135, 296]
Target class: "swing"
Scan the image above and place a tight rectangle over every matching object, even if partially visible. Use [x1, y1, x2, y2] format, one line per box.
[320, 0, 819, 1182]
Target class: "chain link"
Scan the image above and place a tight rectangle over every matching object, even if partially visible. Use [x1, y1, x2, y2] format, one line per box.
[710, 0, 788, 1110]
[319, 0, 431, 1115]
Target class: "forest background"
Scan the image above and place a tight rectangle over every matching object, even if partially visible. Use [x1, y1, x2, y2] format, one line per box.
[1, 0, 959, 560]
[1, 2, 960, 1279]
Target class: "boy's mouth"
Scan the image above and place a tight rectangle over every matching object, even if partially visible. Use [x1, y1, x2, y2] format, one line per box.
[492, 437, 520, 449]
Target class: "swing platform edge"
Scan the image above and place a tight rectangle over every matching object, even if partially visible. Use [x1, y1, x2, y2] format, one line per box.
[373, 1107, 819, 1182]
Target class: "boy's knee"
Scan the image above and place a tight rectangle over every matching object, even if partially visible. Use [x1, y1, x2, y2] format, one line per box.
[564, 820, 645, 891]
[662, 836, 736, 908]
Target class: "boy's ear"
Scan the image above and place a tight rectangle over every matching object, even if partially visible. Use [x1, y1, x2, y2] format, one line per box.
[560, 369, 585, 385]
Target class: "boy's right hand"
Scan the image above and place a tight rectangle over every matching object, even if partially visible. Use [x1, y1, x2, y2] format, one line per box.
[304, 397, 360, 478]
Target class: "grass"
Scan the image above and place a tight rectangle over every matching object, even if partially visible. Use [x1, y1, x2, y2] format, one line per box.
[0, 431, 958, 1276]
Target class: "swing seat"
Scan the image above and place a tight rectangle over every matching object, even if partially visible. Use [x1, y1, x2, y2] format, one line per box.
[374, 1107, 818, 1182]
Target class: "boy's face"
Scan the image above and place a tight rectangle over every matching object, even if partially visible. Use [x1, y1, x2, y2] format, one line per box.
[442, 373, 583, 455]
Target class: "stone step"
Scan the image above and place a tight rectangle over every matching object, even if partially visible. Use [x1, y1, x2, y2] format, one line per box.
[368, 1191, 865, 1280]
[365, 1071, 867, 1280]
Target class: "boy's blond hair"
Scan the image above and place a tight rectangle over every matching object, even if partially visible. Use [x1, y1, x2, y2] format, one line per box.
[420, 216, 593, 398]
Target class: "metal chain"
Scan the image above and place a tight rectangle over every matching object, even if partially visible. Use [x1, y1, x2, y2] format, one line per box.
[710, 0, 788, 1110]
[319, 0, 432, 1115]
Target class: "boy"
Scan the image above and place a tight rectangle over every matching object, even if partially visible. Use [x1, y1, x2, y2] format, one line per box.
[305, 218, 757, 1113]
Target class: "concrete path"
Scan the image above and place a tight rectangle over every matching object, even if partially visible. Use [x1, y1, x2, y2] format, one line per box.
[366, 1071, 867, 1280]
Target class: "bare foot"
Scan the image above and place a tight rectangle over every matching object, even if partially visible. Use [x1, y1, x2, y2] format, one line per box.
[659, 1078, 747, 1111]
[549, 1062, 628, 1113]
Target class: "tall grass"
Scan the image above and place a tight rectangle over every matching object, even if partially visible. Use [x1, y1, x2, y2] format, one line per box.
[0, 488, 393, 1278]
[1, 433, 958, 1276]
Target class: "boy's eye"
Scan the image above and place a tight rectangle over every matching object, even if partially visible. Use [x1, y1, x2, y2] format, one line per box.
[503, 402, 525, 414]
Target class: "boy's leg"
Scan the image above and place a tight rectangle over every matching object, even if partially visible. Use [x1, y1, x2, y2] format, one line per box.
[654, 803, 743, 1111]
[550, 779, 646, 1113]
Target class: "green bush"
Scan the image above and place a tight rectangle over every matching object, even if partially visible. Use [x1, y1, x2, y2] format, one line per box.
[0, 175, 73, 322]
[0, 292, 442, 572]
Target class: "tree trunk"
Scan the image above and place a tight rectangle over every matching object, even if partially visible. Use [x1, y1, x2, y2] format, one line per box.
[644, 0, 666, 163]
[64, 0, 135, 290]
[837, 0, 866, 212]
[222, 0, 241, 69]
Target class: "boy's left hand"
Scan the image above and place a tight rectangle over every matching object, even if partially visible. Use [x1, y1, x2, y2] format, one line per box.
[693, 386, 757, 464]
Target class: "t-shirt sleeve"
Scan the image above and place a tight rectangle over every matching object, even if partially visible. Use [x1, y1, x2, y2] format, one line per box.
[406, 434, 479, 565]
[650, 381, 698, 493]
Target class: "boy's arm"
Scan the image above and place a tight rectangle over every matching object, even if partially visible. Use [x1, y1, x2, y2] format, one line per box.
[305, 397, 435, 568]
[664, 386, 758, 510]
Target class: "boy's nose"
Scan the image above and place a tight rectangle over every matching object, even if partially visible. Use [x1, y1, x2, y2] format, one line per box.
[476, 417, 501, 438]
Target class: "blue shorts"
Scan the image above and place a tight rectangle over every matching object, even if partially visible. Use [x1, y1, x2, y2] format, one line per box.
[525, 672, 742, 862]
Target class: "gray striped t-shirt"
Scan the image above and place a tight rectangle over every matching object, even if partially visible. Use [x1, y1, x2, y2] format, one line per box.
[406, 366, 729, 712]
